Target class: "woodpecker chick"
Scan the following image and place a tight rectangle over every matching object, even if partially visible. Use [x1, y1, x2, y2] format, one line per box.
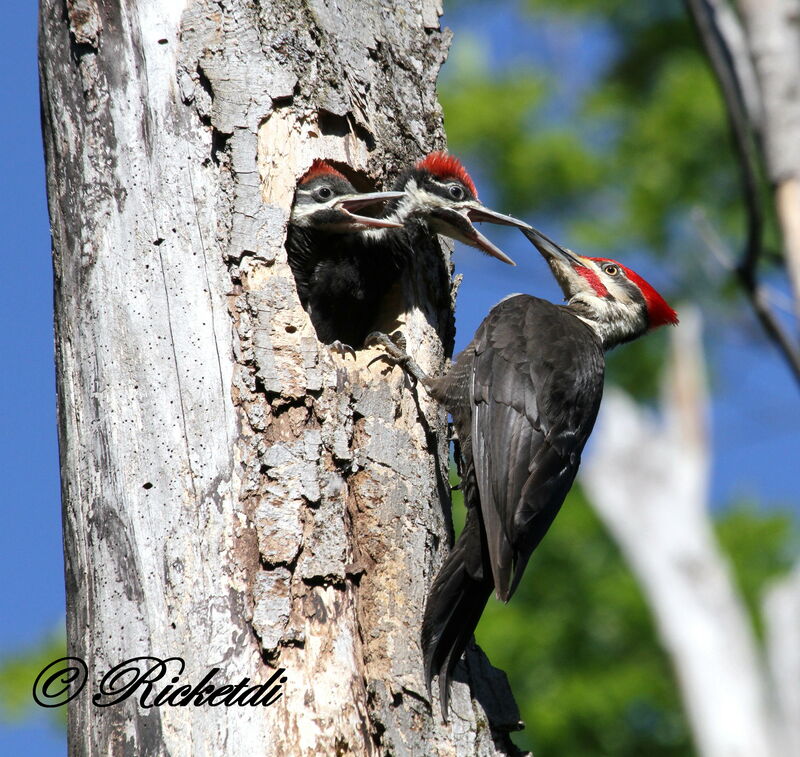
[287, 155, 526, 351]
[290, 160, 406, 233]
[382, 152, 530, 265]
[286, 160, 406, 350]
[370, 224, 677, 717]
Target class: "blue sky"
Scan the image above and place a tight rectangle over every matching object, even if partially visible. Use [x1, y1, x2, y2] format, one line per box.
[440, 2, 800, 512]
[1, 4, 797, 756]
[1, 6, 67, 756]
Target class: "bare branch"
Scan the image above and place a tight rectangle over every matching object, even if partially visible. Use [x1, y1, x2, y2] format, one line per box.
[685, 0, 800, 386]
[685, 0, 762, 271]
[691, 207, 800, 378]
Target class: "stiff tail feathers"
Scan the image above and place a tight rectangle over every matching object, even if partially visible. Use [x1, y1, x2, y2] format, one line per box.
[421, 510, 493, 718]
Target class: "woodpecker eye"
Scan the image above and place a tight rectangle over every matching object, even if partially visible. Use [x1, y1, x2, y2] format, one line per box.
[448, 184, 465, 200]
[603, 264, 619, 276]
[315, 186, 333, 201]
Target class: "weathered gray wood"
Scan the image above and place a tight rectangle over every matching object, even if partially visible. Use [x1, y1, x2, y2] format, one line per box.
[40, 0, 520, 754]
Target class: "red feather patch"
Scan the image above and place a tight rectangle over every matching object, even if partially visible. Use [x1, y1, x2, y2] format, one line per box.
[300, 159, 347, 184]
[575, 266, 610, 298]
[591, 257, 678, 329]
[416, 152, 478, 198]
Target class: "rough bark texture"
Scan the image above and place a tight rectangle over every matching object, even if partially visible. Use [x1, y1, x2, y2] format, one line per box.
[40, 0, 520, 754]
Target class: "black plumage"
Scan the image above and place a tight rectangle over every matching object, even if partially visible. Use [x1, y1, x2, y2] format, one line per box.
[286, 154, 527, 350]
[369, 223, 676, 716]
[421, 295, 605, 714]
[286, 164, 407, 348]
[288, 209, 409, 348]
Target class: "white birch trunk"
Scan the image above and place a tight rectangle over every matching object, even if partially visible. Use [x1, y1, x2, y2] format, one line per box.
[736, 0, 800, 316]
[763, 566, 800, 757]
[40, 0, 521, 754]
[581, 309, 780, 757]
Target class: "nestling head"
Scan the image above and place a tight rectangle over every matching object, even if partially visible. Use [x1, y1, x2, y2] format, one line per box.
[290, 160, 405, 232]
[388, 151, 530, 265]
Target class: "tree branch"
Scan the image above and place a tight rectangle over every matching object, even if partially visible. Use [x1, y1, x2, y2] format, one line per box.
[692, 208, 800, 381]
[685, 0, 800, 386]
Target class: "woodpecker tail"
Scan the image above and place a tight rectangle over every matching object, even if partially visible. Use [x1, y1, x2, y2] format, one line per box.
[422, 507, 493, 718]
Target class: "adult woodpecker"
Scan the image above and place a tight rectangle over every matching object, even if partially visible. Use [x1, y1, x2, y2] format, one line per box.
[368, 224, 678, 715]
[286, 154, 528, 351]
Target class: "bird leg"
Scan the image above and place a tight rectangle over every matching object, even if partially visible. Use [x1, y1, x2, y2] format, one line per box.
[327, 340, 357, 359]
[365, 331, 430, 385]
[448, 422, 464, 484]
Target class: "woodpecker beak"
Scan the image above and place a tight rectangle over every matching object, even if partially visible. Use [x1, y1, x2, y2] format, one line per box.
[520, 225, 596, 299]
[332, 191, 406, 229]
[464, 205, 532, 230]
[520, 226, 586, 267]
[428, 204, 522, 266]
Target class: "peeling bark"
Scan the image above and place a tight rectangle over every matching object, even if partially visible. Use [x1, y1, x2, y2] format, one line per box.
[41, 0, 520, 754]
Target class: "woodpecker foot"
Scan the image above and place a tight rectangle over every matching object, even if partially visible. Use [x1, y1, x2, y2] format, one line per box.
[446, 422, 464, 480]
[327, 340, 357, 359]
[364, 331, 428, 384]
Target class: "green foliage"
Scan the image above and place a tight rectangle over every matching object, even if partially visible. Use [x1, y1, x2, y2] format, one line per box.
[0, 628, 67, 729]
[439, 2, 775, 398]
[586, 51, 735, 251]
[442, 2, 736, 252]
[604, 327, 669, 401]
[467, 486, 692, 756]
[716, 504, 797, 639]
[440, 38, 604, 218]
[448, 481, 795, 756]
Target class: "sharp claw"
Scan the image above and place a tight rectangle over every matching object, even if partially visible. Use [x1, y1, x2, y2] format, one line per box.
[389, 331, 407, 351]
[364, 331, 429, 386]
[328, 340, 356, 358]
[365, 331, 407, 363]
[365, 331, 400, 369]
[363, 331, 383, 349]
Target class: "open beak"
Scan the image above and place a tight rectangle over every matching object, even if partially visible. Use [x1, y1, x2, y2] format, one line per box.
[464, 204, 531, 230]
[520, 225, 586, 267]
[334, 191, 406, 229]
[429, 204, 523, 265]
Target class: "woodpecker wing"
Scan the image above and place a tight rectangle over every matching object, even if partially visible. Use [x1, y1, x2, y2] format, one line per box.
[468, 295, 605, 600]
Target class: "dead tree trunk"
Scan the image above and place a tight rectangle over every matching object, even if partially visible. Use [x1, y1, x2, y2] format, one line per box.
[40, 0, 519, 754]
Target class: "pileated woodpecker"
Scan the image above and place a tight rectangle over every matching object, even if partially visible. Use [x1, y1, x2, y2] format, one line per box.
[369, 224, 678, 715]
[286, 160, 407, 349]
[286, 154, 528, 350]
[379, 152, 526, 266]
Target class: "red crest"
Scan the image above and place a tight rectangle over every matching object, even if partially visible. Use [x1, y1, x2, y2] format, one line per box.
[416, 152, 478, 198]
[300, 159, 347, 184]
[591, 257, 678, 329]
